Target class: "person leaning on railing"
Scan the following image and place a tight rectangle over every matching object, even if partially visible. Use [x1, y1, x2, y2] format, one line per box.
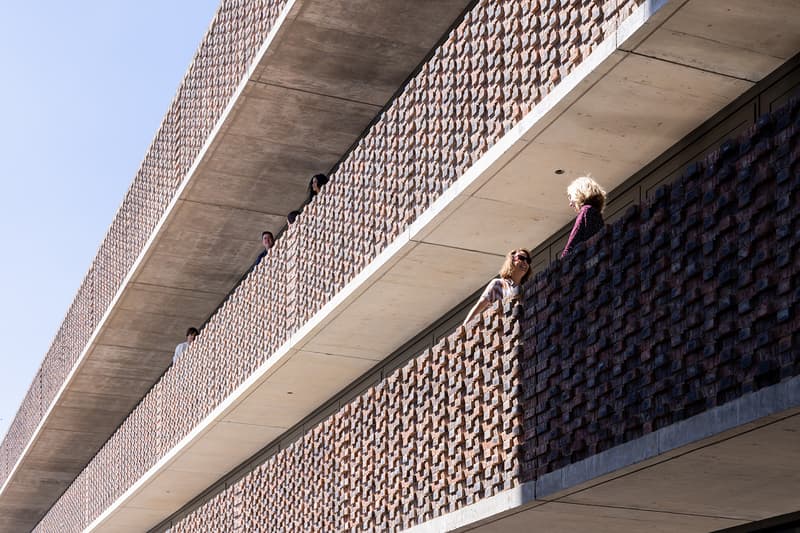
[307, 173, 329, 203]
[255, 231, 275, 266]
[561, 176, 607, 258]
[463, 248, 532, 325]
[173, 327, 198, 364]
[285, 174, 329, 229]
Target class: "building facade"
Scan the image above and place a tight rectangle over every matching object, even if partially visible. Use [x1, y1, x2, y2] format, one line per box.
[1, 0, 799, 531]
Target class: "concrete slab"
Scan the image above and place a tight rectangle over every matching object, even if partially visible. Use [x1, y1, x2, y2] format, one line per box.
[561, 415, 800, 522]
[184, 166, 316, 216]
[630, 0, 800, 81]
[163, 199, 285, 246]
[8, 428, 105, 490]
[78, 344, 168, 380]
[125, 469, 221, 514]
[197, 132, 337, 183]
[468, 500, 743, 533]
[220, 350, 378, 433]
[98, 307, 201, 352]
[169, 421, 285, 476]
[421, 194, 566, 257]
[269, 350, 379, 388]
[130, 252, 248, 295]
[257, 0, 471, 103]
[301, 242, 502, 360]
[477, 54, 752, 211]
[224, 82, 381, 154]
[221, 379, 318, 430]
[44, 402, 142, 434]
[93, 506, 166, 533]
[115, 283, 223, 321]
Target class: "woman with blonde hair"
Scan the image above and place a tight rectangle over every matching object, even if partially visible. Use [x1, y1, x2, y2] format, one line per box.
[464, 248, 532, 325]
[562, 176, 607, 258]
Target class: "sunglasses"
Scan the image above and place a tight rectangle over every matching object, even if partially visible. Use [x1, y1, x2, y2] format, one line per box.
[513, 252, 531, 264]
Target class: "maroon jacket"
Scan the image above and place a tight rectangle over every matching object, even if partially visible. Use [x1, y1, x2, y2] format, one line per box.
[561, 204, 604, 258]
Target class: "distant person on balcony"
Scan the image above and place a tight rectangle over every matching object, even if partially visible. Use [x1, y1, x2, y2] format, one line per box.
[561, 176, 607, 258]
[173, 327, 199, 364]
[307, 173, 329, 203]
[287, 210, 300, 225]
[255, 231, 275, 266]
[463, 248, 532, 325]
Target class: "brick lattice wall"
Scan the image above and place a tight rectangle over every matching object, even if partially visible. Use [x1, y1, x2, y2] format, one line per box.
[168, 98, 799, 532]
[4, 0, 646, 493]
[169, 303, 522, 533]
[32, 1, 647, 530]
[520, 100, 800, 479]
[1, 0, 290, 489]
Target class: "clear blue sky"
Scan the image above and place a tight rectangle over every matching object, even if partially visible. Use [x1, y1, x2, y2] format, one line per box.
[0, 1, 221, 440]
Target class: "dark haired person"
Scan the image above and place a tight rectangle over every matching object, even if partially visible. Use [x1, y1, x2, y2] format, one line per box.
[287, 210, 300, 225]
[463, 248, 532, 325]
[307, 173, 329, 202]
[255, 231, 274, 266]
[173, 327, 199, 363]
[561, 176, 607, 258]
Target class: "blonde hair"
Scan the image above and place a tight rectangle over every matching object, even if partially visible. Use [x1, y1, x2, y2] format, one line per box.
[567, 176, 607, 212]
[499, 248, 532, 284]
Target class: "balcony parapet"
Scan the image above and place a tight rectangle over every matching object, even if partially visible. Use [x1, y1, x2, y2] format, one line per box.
[162, 99, 800, 532]
[0, 0, 290, 520]
[19, 0, 800, 530]
[0, 0, 476, 530]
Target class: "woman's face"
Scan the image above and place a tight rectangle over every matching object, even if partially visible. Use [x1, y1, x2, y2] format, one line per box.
[511, 250, 531, 274]
[568, 193, 579, 212]
[312, 177, 321, 194]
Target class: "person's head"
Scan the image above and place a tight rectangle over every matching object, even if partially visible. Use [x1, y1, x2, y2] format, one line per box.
[567, 176, 607, 213]
[308, 173, 329, 198]
[186, 327, 199, 343]
[261, 231, 274, 250]
[499, 248, 532, 284]
[287, 210, 300, 225]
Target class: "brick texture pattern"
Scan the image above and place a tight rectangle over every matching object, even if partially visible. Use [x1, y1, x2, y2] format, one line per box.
[171, 486, 238, 533]
[519, 100, 800, 479]
[1, 0, 290, 489]
[31, 0, 650, 530]
[164, 98, 799, 533]
[168, 303, 522, 533]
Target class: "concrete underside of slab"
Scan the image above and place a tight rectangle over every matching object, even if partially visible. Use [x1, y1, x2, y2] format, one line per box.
[0, 1, 474, 531]
[82, 1, 800, 532]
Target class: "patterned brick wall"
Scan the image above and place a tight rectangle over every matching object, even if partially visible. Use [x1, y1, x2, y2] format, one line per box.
[1, 0, 290, 488]
[163, 98, 799, 533]
[171, 486, 238, 533]
[519, 100, 800, 479]
[32, 0, 649, 530]
[167, 303, 522, 533]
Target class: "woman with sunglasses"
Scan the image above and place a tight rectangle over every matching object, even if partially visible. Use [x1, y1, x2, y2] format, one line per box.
[463, 248, 532, 325]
